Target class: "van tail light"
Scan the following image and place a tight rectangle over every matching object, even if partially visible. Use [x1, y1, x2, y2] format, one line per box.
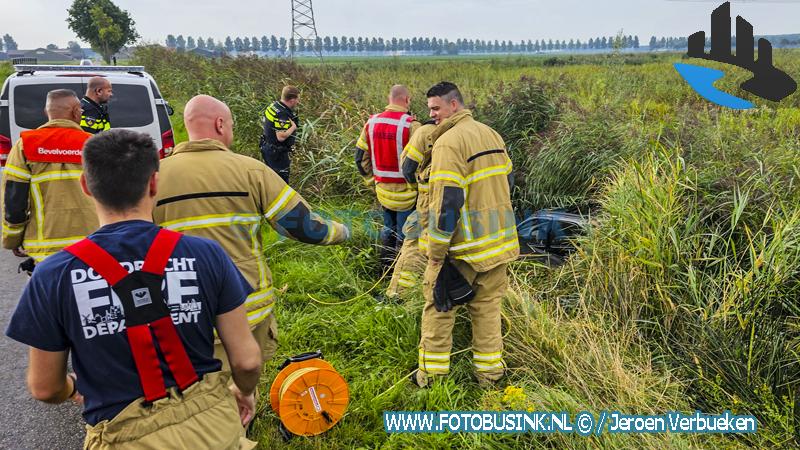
[159, 130, 174, 159]
[0, 134, 11, 167]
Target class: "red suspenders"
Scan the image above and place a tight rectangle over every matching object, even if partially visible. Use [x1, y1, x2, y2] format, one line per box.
[65, 229, 199, 403]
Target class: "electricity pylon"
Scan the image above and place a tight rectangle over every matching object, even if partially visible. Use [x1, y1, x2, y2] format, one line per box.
[290, 0, 322, 60]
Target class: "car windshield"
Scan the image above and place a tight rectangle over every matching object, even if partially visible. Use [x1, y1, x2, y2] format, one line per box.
[13, 82, 154, 129]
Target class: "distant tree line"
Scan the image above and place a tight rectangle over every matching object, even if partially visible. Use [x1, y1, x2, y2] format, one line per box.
[165, 34, 642, 54]
[41, 42, 84, 52]
[648, 36, 695, 50]
[1, 34, 19, 52]
[647, 35, 800, 50]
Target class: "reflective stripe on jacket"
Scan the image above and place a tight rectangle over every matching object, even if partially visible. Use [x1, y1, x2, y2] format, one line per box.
[401, 120, 457, 252]
[367, 110, 413, 182]
[153, 139, 348, 328]
[1, 120, 97, 261]
[80, 97, 111, 134]
[262, 101, 297, 151]
[425, 110, 519, 272]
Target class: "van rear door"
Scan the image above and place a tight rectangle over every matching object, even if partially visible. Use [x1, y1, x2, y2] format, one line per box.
[6, 74, 165, 160]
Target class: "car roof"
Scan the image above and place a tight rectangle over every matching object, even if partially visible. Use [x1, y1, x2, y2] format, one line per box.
[9, 65, 154, 82]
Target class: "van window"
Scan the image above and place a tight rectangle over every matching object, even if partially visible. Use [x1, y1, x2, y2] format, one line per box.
[13, 83, 83, 129]
[150, 81, 172, 135]
[155, 105, 168, 133]
[13, 82, 154, 130]
[149, 81, 162, 99]
[107, 84, 154, 128]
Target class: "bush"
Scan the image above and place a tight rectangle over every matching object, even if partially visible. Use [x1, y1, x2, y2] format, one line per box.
[133, 46, 364, 198]
[571, 150, 800, 445]
[477, 76, 557, 150]
[512, 111, 630, 212]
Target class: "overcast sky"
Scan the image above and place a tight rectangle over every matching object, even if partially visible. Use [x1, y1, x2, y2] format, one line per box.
[2, 0, 800, 48]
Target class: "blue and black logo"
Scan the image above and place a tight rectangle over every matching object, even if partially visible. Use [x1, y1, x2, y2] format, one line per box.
[675, 1, 797, 109]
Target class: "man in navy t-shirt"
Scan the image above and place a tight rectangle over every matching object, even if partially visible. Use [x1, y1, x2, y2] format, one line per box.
[6, 129, 263, 449]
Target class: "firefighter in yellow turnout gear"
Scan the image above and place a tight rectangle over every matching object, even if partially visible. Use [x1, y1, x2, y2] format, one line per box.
[387, 117, 457, 298]
[385, 119, 433, 298]
[385, 210, 426, 297]
[153, 95, 350, 365]
[415, 82, 519, 387]
[1, 89, 97, 266]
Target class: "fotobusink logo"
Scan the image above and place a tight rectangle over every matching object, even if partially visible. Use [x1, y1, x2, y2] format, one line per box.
[674, 1, 797, 110]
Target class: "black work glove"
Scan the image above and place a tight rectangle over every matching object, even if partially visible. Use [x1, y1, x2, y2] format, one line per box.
[433, 267, 452, 312]
[18, 257, 36, 275]
[433, 259, 475, 312]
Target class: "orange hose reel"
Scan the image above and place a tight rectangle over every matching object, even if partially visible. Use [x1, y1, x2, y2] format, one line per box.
[269, 351, 349, 437]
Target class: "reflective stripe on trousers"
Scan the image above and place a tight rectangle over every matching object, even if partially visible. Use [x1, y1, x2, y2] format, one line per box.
[417, 260, 507, 383]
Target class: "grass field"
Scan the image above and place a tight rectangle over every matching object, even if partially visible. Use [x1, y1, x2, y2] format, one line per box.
[3, 47, 800, 448]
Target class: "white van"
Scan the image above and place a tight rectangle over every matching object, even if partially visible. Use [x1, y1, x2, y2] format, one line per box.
[0, 65, 175, 167]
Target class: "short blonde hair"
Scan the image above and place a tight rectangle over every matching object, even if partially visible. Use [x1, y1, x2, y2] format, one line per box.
[281, 85, 300, 101]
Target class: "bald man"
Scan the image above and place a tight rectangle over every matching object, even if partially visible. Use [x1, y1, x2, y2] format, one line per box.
[153, 94, 351, 367]
[2, 89, 97, 271]
[80, 77, 112, 134]
[355, 85, 421, 276]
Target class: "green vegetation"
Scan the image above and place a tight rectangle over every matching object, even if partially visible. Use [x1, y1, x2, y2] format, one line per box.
[130, 46, 800, 448]
[165, 33, 641, 56]
[3, 46, 795, 448]
[0, 62, 13, 80]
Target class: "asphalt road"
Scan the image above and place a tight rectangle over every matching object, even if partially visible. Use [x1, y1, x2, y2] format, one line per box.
[0, 251, 85, 449]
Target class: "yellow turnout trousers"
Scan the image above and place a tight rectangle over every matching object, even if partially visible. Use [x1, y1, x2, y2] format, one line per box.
[417, 260, 508, 385]
[387, 212, 427, 298]
[84, 371, 255, 450]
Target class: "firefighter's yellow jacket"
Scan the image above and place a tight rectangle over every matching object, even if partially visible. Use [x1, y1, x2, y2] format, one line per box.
[423, 110, 519, 272]
[1, 119, 97, 261]
[153, 139, 349, 329]
[400, 119, 458, 236]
